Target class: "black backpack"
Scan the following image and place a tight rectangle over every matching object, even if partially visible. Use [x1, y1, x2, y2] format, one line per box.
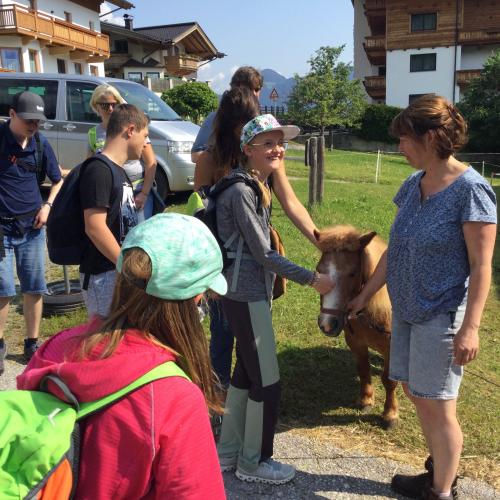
[46, 154, 121, 266]
[193, 173, 262, 270]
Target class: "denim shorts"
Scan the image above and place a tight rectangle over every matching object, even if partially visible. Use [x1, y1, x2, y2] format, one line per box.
[389, 303, 466, 399]
[0, 228, 47, 297]
[80, 270, 117, 318]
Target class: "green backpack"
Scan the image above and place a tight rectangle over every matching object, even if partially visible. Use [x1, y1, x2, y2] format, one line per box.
[0, 361, 189, 500]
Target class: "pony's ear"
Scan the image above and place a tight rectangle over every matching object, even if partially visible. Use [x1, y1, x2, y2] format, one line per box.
[359, 231, 377, 248]
[313, 229, 321, 242]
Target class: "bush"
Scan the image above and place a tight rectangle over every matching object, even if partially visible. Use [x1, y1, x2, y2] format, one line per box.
[355, 104, 401, 143]
[161, 82, 218, 124]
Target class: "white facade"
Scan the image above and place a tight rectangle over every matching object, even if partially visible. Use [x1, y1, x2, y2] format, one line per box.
[0, 0, 106, 76]
[352, 0, 375, 82]
[386, 46, 460, 107]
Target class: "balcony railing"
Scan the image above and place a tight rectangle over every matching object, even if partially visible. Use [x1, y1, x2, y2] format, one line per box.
[363, 35, 386, 64]
[0, 4, 109, 59]
[456, 69, 481, 86]
[164, 54, 199, 77]
[459, 30, 500, 45]
[364, 0, 386, 16]
[363, 76, 386, 99]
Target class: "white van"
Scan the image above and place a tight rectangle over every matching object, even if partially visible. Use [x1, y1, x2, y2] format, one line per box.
[0, 73, 200, 199]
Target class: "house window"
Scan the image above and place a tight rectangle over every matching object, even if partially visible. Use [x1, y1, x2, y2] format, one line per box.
[89, 65, 99, 76]
[28, 50, 40, 73]
[0, 48, 21, 72]
[410, 53, 436, 72]
[57, 59, 66, 74]
[64, 11, 72, 23]
[114, 40, 128, 53]
[74, 62, 83, 74]
[146, 72, 160, 79]
[409, 93, 428, 104]
[411, 13, 437, 32]
[127, 72, 142, 82]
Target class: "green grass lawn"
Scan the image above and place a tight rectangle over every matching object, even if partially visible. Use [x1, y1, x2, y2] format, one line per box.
[6, 149, 498, 486]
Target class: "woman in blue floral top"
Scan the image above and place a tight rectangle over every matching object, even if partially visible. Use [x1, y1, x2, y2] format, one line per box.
[348, 95, 496, 500]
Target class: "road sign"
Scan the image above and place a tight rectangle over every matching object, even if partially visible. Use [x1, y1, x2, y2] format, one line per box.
[269, 88, 279, 101]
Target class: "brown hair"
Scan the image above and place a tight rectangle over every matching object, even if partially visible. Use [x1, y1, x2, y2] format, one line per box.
[210, 87, 260, 181]
[230, 66, 263, 92]
[78, 248, 221, 414]
[390, 94, 468, 159]
[106, 103, 149, 140]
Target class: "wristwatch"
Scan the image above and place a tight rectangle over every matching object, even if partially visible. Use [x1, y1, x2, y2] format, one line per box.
[42, 201, 52, 208]
[309, 271, 319, 287]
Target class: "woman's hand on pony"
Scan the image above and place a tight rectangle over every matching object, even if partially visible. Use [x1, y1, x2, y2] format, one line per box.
[347, 292, 367, 319]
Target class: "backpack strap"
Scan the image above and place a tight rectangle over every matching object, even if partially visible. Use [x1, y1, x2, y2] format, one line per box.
[34, 132, 45, 186]
[39, 361, 189, 421]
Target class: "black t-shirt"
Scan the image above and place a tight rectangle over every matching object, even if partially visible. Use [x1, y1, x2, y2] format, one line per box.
[79, 158, 137, 275]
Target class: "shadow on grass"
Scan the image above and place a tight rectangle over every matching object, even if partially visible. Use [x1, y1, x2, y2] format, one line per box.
[5, 353, 27, 366]
[278, 345, 389, 430]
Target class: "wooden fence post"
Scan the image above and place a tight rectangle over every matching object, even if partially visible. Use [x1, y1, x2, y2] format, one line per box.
[316, 136, 325, 203]
[308, 137, 318, 208]
[304, 137, 310, 166]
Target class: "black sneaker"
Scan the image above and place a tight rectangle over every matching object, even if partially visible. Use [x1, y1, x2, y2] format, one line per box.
[23, 339, 39, 362]
[391, 457, 458, 499]
[0, 342, 6, 375]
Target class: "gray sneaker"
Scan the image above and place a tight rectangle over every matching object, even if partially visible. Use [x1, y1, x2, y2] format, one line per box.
[236, 459, 296, 485]
[0, 342, 6, 375]
[219, 455, 237, 472]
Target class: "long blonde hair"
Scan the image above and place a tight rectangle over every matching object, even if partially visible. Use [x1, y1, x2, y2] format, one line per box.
[78, 248, 221, 413]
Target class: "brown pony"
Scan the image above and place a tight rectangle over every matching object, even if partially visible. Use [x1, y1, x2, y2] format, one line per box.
[314, 225, 398, 429]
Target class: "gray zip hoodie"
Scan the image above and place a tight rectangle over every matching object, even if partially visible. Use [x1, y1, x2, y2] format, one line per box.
[216, 168, 314, 302]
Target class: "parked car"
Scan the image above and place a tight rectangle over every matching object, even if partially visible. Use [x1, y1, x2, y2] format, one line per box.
[0, 73, 200, 199]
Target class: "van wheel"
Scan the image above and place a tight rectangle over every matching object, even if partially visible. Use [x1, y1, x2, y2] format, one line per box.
[155, 168, 170, 202]
[43, 280, 85, 317]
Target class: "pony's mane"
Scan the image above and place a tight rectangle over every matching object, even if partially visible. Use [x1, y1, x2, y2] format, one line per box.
[317, 225, 392, 332]
[315, 225, 364, 253]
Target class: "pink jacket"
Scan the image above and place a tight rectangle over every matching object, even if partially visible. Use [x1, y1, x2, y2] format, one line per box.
[17, 321, 225, 500]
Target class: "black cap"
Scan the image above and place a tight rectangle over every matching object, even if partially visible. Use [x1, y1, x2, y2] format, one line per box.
[12, 91, 47, 121]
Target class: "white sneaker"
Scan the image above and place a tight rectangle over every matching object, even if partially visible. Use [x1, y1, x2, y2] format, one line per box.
[219, 455, 237, 472]
[235, 459, 296, 485]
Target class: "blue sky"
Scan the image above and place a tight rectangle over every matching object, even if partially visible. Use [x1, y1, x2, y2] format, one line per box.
[102, 0, 354, 93]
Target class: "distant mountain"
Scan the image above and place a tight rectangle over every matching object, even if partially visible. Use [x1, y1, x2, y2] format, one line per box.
[259, 69, 295, 108]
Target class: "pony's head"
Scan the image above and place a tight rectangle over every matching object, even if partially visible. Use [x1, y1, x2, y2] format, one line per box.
[314, 225, 377, 337]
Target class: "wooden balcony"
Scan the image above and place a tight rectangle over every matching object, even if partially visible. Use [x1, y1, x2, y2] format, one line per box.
[164, 54, 199, 77]
[363, 35, 386, 65]
[0, 4, 109, 61]
[363, 75, 386, 99]
[456, 69, 482, 87]
[459, 30, 500, 46]
[364, 0, 386, 34]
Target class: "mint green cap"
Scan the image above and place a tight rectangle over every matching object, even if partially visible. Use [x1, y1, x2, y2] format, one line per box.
[116, 213, 227, 300]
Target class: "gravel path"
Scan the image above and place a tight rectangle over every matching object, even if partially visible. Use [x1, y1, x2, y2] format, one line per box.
[2, 356, 498, 499]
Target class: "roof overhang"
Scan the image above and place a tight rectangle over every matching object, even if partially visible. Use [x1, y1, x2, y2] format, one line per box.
[104, 0, 135, 9]
[171, 23, 218, 59]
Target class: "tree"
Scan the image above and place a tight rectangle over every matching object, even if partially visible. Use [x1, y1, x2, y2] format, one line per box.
[161, 82, 218, 124]
[287, 46, 367, 135]
[459, 49, 500, 152]
[355, 104, 402, 143]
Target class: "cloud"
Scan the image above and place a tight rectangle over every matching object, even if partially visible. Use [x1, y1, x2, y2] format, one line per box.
[100, 2, 125, 25]
[197, 62, 212, 74]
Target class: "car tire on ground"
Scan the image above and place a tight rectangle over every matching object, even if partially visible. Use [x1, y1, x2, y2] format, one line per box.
[43, 280, 85, 317]
[155, 167, 170, 202]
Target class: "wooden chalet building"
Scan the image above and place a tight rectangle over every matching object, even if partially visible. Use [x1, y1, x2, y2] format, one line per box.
[352, 0, 500, 106]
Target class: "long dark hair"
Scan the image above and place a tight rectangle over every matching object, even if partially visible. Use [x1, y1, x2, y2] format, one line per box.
[210, 87, 260, 179]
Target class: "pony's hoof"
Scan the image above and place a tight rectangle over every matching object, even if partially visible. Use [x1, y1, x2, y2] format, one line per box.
[382, 418, 398, 430]
[360, 404, 374, 414]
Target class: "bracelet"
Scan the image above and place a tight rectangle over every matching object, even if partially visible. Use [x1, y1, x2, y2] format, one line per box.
[309, 271, 319, 287]
[140, 190, 150, 196]
[42, 201, 52, 208]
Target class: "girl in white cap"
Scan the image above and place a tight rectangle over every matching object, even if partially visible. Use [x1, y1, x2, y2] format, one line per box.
[18, 213, 227, 499]
[215, 114, 335, 484]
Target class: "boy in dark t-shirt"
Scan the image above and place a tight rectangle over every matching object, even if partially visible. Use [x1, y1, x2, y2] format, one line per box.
[79, 104, 149, 318]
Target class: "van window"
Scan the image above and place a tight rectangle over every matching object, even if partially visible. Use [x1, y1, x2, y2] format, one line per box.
[112, 81, 181, 121]
[0, 79, 58, 119]
[66, 81, 100, 123]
